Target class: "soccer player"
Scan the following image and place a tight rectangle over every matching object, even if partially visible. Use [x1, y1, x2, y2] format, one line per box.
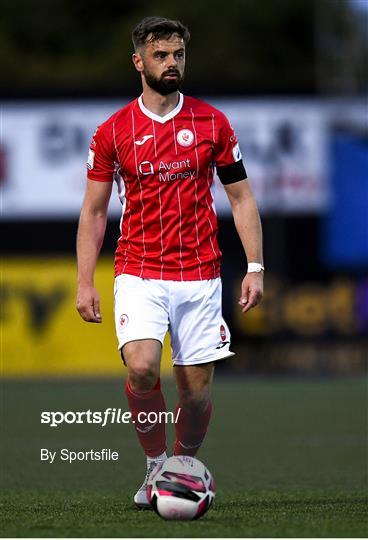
[76, 16, 264, 508]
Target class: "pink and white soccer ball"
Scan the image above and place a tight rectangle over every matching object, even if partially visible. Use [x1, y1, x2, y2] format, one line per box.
[147, 455, 216, 520]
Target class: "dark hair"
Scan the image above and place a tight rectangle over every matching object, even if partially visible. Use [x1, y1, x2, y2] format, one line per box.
[132, 16, 190, 50]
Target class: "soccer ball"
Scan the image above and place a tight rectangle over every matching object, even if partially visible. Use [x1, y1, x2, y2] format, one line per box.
[147, 455, 215, 520]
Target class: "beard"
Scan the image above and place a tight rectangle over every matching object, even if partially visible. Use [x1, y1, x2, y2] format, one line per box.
[143, 67, 184, 96]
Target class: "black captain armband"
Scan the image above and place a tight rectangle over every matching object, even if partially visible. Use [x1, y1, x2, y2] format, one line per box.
[216, 160, 247, 185]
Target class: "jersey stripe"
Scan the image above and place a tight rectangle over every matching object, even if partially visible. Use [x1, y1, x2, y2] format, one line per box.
[158, 183, 164, 279]
[190, 108, 203, 280]
[121, 177, 132, 274]
[172, 117, 178, 155]
[211, 113, 216, 144]
[151, 118, 161, 275]
[131, 109, 146, 277]
[177, 184, 184, 280]
[151, 119, 158, 158]
[206, 164, 217, 276]
[113, 121, 129, 272]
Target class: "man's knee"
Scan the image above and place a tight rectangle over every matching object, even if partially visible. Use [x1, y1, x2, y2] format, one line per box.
[175, 364, 213, 413]
[128, 363, 159, 392]
[123, 340, 161, 392]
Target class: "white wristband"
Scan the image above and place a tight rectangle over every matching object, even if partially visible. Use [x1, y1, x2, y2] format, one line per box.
[247, 262, 264, 273]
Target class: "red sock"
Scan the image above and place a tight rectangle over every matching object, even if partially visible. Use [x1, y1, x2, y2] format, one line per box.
[174, 401, 212, 457]
[125, 378, 167, 458]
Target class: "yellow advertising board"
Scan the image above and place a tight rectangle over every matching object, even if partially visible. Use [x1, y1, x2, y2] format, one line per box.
[1, 258, 173, 377]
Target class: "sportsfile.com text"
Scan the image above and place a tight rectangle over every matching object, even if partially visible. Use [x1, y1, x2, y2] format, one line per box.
[41, 408, 181, 428]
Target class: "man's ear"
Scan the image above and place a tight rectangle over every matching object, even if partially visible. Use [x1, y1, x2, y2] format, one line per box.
[132, 52, 144, 73]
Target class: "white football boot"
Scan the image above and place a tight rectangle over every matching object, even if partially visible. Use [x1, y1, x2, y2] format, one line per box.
[134, 452, 167, 508]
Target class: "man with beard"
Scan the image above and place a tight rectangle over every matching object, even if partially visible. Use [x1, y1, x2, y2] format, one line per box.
[76, 16, 264, 508]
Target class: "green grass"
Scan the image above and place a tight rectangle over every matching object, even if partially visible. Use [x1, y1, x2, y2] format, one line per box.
[1, 490, 367, 537]
[1, 377, 367, 537]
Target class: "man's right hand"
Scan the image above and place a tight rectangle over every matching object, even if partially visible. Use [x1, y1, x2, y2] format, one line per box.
[76, 285, 102, 323]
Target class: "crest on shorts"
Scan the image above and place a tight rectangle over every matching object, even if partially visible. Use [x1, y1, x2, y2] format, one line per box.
[119, 314, 129, 329]
[177, 129, 194, 147]
[220, 324, 226, 341]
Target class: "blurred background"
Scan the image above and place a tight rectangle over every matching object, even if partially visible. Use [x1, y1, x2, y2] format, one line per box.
[1, 0, 367, 377]
[1, 2, 367, 534]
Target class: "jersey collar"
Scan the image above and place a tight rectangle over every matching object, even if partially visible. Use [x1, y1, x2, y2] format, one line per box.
[138, 92, 184, 124]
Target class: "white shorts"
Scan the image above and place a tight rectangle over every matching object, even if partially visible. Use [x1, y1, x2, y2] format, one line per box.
[114, 274, 234, 366]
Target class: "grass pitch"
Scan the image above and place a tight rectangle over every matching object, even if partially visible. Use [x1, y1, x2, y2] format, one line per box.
[1, 376, 367, 537]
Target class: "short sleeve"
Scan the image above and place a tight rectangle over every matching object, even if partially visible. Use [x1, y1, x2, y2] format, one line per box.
[86, 122, 115, 182]
[214, 112, 242, 167]
[214, 112, 247, 184]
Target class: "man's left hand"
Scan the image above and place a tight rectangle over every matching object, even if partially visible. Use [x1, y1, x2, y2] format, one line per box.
[238, 272, 264, 313]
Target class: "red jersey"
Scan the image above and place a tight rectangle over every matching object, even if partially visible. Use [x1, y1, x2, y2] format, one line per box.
[87, 93, 245, 280]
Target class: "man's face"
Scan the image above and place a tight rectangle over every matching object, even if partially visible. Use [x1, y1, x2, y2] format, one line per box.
[133, 34, 186, 96]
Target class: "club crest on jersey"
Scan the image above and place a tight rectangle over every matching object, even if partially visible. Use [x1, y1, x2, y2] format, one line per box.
[177, 129, 194, 147]
[119, 314, 129, 329]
